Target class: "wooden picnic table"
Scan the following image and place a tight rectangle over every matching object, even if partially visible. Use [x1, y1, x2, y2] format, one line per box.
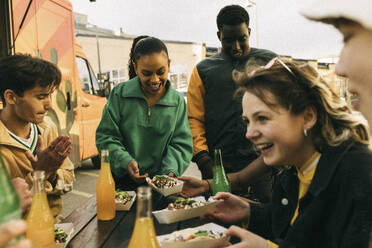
[63, 195, 208, 247]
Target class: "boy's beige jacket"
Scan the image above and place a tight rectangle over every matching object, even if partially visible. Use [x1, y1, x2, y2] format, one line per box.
[0, 117, 74, 217]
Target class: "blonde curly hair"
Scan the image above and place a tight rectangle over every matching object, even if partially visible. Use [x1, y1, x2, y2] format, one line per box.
[234, 58, 370, 151]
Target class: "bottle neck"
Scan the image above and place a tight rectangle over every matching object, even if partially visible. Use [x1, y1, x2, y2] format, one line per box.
[101, 150, 109, 164]
[214, 164, 228, 181]
[136, 195, 152, 218]
[214, 163, 224, 173]
[136, 187, 152, 218]
[33, 171, 46, 194]
[213, 149, 224, 171]
[101, 150, 111, 171]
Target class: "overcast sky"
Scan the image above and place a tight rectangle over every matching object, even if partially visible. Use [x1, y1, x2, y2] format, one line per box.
[70, 0, 342, 60]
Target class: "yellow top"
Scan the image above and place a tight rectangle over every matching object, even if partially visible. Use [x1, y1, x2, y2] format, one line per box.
[267, 240, 280, 248]
[291, 151, 320, 225]
[267, 151, 321, 248]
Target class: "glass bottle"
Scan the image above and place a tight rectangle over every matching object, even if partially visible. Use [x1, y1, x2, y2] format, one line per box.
[96, 149, 115, 221]
[212, 149, 231, 195]
[128, 186, 159, 248]
[26, 170, 55, 248]
[0, 155, 23, 244]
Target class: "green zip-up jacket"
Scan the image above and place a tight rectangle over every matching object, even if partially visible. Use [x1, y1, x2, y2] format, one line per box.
[96, 77, 193, 178]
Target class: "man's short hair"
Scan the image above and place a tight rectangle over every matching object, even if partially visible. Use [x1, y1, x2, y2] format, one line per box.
[217, 5, 250, 31]
[0, 54, 61, 104]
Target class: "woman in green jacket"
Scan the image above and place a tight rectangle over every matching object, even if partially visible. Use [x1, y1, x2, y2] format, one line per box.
[96, 37, 193, 190]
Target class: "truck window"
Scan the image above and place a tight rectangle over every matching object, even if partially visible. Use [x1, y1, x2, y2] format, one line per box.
[76, 56, 93, 94]
[76, 56, 99, 95]
[88, 63, 100, 93]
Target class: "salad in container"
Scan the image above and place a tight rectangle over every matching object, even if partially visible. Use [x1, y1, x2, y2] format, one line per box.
[115, 190, 136, 211]
[158, 223, 229, 248]
[55, 223, 74, 248]
[146, 175, 183, 196]
[152, 196, 217, 224]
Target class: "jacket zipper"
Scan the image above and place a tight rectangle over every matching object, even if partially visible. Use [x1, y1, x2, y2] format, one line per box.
[147, 106, 151, 123]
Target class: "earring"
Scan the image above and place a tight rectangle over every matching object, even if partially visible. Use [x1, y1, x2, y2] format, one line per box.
[304, 129, 308, 137]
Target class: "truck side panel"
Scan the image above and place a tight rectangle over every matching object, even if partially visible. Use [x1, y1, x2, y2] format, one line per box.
[74, 44, 107, 161]
[11, 0, 106, 165]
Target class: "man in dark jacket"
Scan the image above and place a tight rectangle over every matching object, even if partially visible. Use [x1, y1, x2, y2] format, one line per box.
[187, 5, 276, 202]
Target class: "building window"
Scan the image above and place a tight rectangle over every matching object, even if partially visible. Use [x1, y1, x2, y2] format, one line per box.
[108, 68, 127, 86]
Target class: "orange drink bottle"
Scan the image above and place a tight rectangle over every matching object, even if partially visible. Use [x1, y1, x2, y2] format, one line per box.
[96, 149, 116, 221]
[26, 170, 55, 248]
[128, 186, 159, 248]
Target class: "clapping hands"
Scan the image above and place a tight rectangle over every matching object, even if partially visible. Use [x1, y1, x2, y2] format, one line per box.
[25, 135, 72, 177]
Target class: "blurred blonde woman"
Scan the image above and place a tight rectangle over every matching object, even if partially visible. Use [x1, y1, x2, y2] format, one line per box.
[209, 58, 372, 248]
[301, 0, 372, 134]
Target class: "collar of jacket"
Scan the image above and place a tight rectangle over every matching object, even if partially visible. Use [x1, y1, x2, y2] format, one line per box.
[280, 139, 356, 198]
[0, 119, 45, 150]
[308, 139, 355, 196]
[274, 139, 357, 237]
[121, 77, 178, 106]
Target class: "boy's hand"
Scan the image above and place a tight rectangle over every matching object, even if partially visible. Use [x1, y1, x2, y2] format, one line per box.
[26, 135, 72, 176]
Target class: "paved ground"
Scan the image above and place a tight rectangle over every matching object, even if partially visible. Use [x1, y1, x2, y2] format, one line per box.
[60, 160, 201, 218]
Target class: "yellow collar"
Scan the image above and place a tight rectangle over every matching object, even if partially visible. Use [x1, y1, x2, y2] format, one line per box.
[296, 151, 321, 184]
[298, 151, 321, 175]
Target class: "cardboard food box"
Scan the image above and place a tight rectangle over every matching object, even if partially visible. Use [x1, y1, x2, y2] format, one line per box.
[55, 223, 74, 248]
[158, 223, 230, 248]
[115, 191, 136, 211]
[152, 197, 217, 224]
[146, 175, 183, 196]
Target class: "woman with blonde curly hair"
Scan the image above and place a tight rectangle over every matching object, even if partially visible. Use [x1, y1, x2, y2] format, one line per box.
[209, 58, 372, 248]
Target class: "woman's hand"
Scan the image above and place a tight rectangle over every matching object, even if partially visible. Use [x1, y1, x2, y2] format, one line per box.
[25, 135, 72, 176]
[207, 192, 250, 224]
[11, 177, 32, 213]
[0, 220, 32, 248]
[225, 225, 267, 248]
[128, 160, 148, 184]
[178, 176, 209, 197]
